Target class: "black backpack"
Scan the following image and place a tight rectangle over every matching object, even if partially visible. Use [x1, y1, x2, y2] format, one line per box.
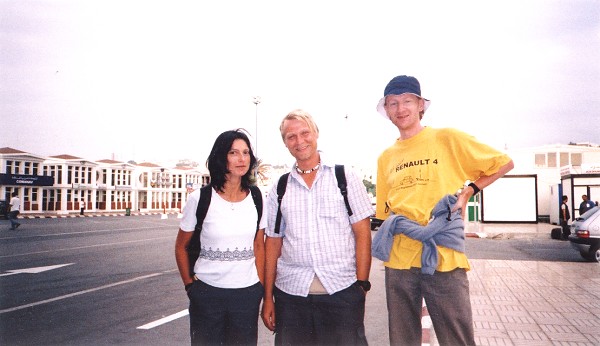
[186, 184, 263, 272]
[274, 164, 353, 234]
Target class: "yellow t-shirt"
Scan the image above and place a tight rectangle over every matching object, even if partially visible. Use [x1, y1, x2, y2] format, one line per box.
[376, 127, 512, 271]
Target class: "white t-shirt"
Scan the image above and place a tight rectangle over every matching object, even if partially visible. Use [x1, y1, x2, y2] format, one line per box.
[10, 197, 20, 212]
[179, 187, 267, 289]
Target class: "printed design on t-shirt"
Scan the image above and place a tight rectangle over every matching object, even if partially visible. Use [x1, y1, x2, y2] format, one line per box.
[394, 158, 437, 172]
[398, 176, 416, 188]
[199, 247, 254, 261]
[394, 162, 434, 190]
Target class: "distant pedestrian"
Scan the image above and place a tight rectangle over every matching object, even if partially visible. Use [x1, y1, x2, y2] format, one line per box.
[560, 195, 570, 239]
[9, 191, 21, 230]
[579, 194, 594, 216]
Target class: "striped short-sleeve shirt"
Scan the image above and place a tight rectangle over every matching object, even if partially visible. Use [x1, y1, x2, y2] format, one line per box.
[266, 156, 373, 296]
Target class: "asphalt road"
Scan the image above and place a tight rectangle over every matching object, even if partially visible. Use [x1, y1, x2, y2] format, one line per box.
[0, 215, 188, 346]
[0, 216, 588, 345]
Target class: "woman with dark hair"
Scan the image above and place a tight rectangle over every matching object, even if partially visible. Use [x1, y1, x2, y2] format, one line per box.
[175, 129, 266, 345]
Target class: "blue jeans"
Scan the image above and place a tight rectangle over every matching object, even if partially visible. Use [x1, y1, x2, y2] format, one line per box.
[385, 267, 475, 346]
[8, 211, 20, 228]
[273, 283, 368, 346]
[188, 280, 264, 346]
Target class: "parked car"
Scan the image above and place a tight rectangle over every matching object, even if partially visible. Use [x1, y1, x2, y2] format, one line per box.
[370, 215, 383, 231]
[568, 206, 600, 262]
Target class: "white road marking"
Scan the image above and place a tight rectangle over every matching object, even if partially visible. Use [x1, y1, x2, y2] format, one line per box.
[0, 263, 74, 277]
[422, 315, 432, 328]
[0, 271, 170, 314]
[137, 309, 189, 329]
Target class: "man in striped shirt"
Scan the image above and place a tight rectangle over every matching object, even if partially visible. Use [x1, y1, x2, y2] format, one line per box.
[261, 109, 374, 345]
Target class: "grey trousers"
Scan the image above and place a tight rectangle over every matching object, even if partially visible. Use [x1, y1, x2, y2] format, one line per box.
[385, 267, 475, 346]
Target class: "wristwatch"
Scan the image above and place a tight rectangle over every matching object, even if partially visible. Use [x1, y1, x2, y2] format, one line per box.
[356, 280, 371, 292]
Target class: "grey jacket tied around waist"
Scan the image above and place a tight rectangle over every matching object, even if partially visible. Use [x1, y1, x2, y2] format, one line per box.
[371, 194, 465, 275]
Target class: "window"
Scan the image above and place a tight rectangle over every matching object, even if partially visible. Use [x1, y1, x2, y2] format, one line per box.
[547, 153, 557, 168]
[57, 166, 63, 184]
[560, 152, 570, 167]
[535, 154, 545, 167]
[571, 153, 582, 166]
[67, 166, 73, 184]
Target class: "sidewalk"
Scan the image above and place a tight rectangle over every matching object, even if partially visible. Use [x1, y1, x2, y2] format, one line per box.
[15, 211, 181, 219]
[465, 258, 600, 345]
[465, 221, 559, 239]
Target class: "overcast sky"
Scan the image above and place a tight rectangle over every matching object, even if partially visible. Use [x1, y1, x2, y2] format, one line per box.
[1, 0, 599, 171]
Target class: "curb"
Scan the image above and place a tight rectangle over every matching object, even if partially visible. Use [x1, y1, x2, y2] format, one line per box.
[466, 232, 551, 240]
[17, 212, 181, 219]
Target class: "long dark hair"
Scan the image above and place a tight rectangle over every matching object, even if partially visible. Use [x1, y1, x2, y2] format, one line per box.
[207, 129, 257, 193]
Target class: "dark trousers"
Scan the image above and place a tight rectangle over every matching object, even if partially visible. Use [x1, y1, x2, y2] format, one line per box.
[273, 284, 367, 346]
[8, 211, 19, 228]
[188, 280, 263, 346]
[560, 220, 570, 239]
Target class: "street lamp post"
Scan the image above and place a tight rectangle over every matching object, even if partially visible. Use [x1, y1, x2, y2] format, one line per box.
[253, 96, 261, 183]
[253, 96, 261, 156]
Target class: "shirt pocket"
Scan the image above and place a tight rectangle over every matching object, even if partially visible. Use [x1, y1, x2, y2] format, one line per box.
[318, 193, 350, 232]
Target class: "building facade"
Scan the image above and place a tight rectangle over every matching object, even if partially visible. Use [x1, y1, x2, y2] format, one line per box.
[0, 147, 209, 216]
[507, 143, 600, 221]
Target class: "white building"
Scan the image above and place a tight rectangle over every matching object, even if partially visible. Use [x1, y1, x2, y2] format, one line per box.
[506, 143, 600, 222]
[0, 147, 209, 216]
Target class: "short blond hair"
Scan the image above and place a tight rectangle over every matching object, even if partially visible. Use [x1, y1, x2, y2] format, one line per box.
[279, 109, 320, 141]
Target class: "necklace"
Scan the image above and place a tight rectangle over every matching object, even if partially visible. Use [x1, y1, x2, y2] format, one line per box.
[295, 162, 321, 175]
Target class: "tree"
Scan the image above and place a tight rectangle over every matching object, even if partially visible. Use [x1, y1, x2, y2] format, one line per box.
[254, 159, 270, 185]
[363, 179, 375, 196]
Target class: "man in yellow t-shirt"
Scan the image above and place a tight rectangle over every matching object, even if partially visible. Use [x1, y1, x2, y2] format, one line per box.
[374, 75, 514, 346]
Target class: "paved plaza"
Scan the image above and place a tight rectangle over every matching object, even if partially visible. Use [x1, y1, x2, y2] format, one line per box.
[467, 258, 599, 345]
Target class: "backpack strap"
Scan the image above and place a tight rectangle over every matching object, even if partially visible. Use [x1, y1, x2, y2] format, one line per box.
[187, 184, 213, 273]
[274, 173, 290, 234]
[335, 165, 353, 216]
[194, 185, 212, 232]
[249, 185, 263, 232]
[274, 166, 353, 234]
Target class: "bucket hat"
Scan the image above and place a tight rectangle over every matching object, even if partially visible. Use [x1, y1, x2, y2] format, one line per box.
[376, 75, 431, 118]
